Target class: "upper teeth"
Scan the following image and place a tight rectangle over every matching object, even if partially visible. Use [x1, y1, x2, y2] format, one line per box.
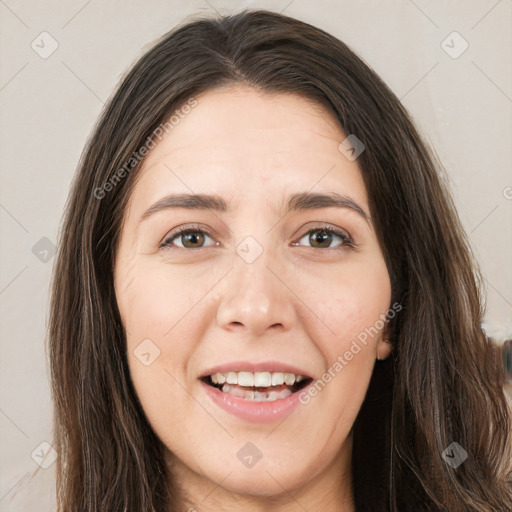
[210, 371, 306, 387]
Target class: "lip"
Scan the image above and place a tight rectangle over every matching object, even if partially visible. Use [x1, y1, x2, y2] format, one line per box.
[200, 378, 313, 423]
[199, 360, 313, 379]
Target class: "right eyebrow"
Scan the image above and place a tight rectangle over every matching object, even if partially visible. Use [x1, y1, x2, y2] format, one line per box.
[140, 193, 228, 221]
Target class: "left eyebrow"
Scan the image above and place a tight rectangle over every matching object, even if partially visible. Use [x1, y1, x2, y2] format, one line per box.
[286, 192, 371, 225]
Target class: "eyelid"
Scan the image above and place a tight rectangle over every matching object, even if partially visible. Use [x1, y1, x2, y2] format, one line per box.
[294, 223, 354, 248]
[160, 223, 218, 249]
[297, 221, 351, 237]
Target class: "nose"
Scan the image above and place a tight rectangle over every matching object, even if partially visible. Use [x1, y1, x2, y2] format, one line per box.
[215, 248, 297, 336]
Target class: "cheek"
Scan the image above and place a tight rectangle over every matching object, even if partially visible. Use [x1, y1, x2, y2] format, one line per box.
[117, 254, 213, 338]
[301, 254, 391, 350]
[295, 256, 390, 419]
[115, 257, 221, 424]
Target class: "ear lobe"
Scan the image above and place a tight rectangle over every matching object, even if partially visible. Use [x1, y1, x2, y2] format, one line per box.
[376, 340, 393, 361]
[376, 332, 393, 361]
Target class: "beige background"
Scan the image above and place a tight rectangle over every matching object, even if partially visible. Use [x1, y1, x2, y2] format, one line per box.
[1, 0, 511, 509]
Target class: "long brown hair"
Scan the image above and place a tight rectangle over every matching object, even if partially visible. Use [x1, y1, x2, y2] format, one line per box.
[48, 9, 512, 511]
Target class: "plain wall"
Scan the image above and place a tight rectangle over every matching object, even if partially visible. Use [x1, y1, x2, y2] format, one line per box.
[1, 1, 510, 509]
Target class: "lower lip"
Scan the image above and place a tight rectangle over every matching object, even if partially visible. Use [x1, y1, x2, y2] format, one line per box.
[200, 380, 310, 424]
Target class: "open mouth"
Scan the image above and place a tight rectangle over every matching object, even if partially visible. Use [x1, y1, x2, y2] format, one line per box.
[201, 371, 313, 402]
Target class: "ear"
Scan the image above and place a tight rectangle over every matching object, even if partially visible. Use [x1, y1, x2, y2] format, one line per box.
[376, 326, 393, 361]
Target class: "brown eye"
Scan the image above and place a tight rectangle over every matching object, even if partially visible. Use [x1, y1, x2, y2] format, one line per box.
[309, 229, 333, 248]
[160, 228, 217, 250]
[295, 227, 353, 249]
[179, 231, 206, 248]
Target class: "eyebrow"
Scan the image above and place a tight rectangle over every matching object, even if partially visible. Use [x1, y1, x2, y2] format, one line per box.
[139, 191, 371, 225]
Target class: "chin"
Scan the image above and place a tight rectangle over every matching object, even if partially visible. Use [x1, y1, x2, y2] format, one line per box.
[205, 457, 313, 498]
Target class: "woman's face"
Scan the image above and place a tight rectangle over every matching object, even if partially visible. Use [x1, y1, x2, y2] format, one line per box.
[114, 85, 392, 508]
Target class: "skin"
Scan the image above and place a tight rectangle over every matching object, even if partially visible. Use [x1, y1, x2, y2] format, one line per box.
[114, 84, 393, 511]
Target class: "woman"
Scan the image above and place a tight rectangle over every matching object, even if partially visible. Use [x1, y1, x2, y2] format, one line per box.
[48, 9, 512, 511]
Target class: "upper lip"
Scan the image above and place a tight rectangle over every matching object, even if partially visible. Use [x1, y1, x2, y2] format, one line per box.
[199, 360, 313, 379]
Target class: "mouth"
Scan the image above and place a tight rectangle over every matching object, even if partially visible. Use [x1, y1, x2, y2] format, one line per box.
[201, 371, 313, 402]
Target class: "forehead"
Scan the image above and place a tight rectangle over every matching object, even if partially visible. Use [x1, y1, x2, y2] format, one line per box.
[144, 85, 343, 160]
[127, 85, 369, 218]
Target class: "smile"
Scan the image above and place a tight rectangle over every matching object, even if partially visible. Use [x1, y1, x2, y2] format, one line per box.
[200, 367, 314, 423]
[202, 371, 312, 402]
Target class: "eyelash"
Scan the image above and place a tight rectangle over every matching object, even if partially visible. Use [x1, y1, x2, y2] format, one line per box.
[159, 224, 354, 251]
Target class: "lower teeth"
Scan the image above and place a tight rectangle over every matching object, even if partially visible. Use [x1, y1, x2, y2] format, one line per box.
[220, 383, 293, 401]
